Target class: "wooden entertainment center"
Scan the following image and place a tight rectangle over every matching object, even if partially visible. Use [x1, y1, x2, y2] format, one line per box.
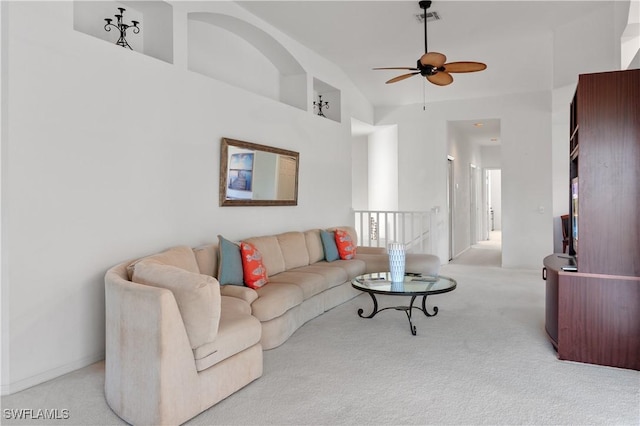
[543, 69, 639, 371]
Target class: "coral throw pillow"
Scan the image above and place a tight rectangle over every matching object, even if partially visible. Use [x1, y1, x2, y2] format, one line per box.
[334, 229, 356, 260]
[240, 242, 268, 289]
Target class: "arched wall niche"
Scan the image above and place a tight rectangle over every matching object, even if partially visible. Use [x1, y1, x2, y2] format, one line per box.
[187, 12, 307, 111]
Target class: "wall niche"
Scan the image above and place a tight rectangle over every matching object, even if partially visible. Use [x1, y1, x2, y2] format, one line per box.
[73, 0, 173, 64]
[187, 12, 307, 111]
[312, 78, 341, 123]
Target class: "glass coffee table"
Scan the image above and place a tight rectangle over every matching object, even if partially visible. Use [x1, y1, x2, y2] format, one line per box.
[351, 272, 457, 335]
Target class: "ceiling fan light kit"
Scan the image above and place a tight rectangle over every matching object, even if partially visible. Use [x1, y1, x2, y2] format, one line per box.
[374, 1, 486, 87]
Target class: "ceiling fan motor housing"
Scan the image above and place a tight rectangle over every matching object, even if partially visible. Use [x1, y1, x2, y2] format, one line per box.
[417, 59, 443, 76]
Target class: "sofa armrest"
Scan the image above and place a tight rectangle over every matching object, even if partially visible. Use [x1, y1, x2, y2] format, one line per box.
[406, 253, 440, 276]
[220, 284, 259, 305]
[356, 251, 441, 276]
[104, 265, 201, 425]
[356, 246, 386, 255]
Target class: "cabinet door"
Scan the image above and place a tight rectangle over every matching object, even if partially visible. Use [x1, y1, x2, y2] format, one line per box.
[558, 273, 640, 370]
[543, 266, 559, 349]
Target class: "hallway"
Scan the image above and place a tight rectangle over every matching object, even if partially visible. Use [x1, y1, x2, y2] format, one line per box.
[450, 231, 502, 267]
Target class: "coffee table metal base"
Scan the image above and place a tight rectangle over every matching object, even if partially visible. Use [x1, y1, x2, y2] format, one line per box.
[357, 292, 438, 335]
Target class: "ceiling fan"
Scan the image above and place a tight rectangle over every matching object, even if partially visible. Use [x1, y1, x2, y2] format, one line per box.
[374, 0, 487, 86]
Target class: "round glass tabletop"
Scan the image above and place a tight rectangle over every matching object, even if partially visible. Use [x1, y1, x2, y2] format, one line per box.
[351, 272, 457, 295]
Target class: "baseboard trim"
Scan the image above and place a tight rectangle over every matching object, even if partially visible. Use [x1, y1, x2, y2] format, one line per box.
[453, 246, 472, 259]
[0, 351, 105, 396]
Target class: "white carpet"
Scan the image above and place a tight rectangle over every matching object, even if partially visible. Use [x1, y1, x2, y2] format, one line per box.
[1, 262, 639, 425]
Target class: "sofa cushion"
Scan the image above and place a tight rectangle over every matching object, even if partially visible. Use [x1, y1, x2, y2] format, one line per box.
[304, 229, 325, 264]
[220, 284, 259, 305]
[405, 253, 441, 276]
[294, 264, 348, 289]
[217, 235, 244, 286]
[335, 229, 356, 260]
[243, 235, 286, 276]
[240, 242, 268, 289]
[252, 283, 304, 322]
[268, 271, 327, 299]
[355, 253, 389, 274]
[318, 259, 367, 279]
[276, 232, 310, 269]
[131, 263, 221, 349]
[193, 244, 218, 277]
[193, 296, 262, 372]
[126, 245, 200, 280]
[320, 230, 339, 262]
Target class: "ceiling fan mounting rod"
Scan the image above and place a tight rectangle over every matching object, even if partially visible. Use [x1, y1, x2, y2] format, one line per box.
[419, 0, 432, 54]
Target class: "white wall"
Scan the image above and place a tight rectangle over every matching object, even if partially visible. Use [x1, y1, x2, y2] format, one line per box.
[481, 146, 501, 169]
[368, 125, 398, 211]
[553, 3, 620, 88]
[351, 134, 368, 210]
[0, 0, 7, 397]
[376, 90, 554, 269]
[0, 1, 373, 394]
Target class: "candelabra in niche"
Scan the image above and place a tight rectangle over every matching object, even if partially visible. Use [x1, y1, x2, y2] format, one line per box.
[104, 8, 140, 50]
[313, 95, 329, 117]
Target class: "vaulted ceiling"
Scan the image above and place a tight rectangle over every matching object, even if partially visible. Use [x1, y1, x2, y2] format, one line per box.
[239, 1, 618, 108]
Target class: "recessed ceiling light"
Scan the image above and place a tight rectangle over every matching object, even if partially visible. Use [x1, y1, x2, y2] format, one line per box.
[473, 122, 483, 127]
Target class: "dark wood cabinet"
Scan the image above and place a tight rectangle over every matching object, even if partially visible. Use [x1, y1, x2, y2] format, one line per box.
[542, 255, 561, 349]
[544, 69, 640, 371]
[544, 254, 640, 370]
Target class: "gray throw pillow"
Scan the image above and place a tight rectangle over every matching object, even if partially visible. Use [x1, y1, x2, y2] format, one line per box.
[320, 230, 340, 262]
[217, 235, 244, 285]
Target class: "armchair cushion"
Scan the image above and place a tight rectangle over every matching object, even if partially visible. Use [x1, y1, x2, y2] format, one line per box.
[131, 262, 221, 349]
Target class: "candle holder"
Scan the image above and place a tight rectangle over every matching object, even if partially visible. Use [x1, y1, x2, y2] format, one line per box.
[104, 8, 140, 50]
[313, 95, 329, 117]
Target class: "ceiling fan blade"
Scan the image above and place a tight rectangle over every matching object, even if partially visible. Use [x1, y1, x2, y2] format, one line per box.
[442, 61, 487, 73]
[386, 72, 420, 84]
[427, 72, 453, 86]
[420, 52, 446, 67]
[373, 67, 419, 71]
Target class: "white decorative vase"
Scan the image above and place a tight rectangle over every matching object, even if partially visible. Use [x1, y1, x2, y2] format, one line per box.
[388, 242, 406, 283]
[390, 280, 405, 292]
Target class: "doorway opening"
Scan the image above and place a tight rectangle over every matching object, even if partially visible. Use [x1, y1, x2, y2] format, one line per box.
[485, 168, 502, 243]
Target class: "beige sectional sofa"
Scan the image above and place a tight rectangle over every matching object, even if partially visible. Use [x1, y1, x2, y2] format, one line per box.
[104, 226, 439, 425]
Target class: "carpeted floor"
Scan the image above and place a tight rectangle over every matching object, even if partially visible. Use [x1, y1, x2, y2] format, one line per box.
[2, 239, 639, 425]
[449, 231, 502, 267]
